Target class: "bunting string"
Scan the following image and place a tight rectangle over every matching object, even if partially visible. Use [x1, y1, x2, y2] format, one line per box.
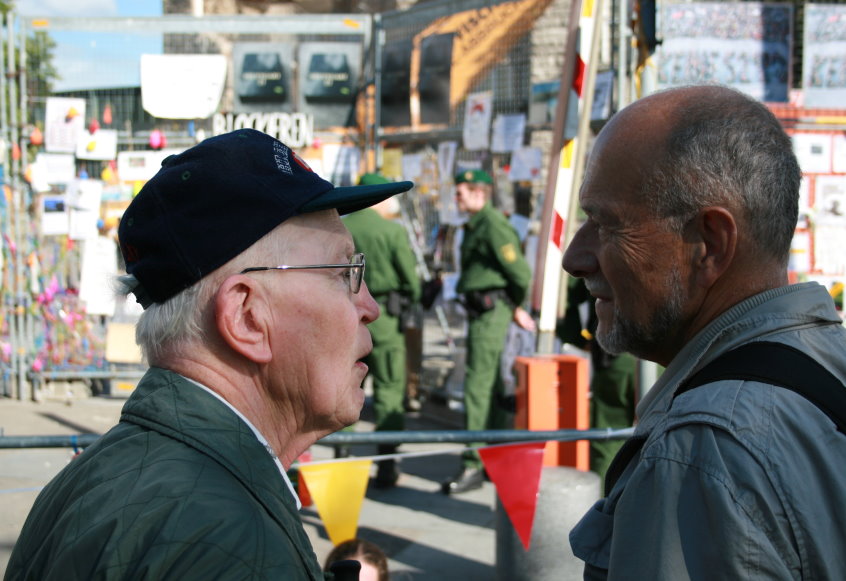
[295, 427, 635, 466]
[5, 428, 636, 548]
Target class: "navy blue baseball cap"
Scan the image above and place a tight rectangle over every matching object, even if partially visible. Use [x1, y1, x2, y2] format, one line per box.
[118, 128, 413, 308]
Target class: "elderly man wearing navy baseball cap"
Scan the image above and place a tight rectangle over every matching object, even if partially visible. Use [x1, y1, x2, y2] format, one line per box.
[8, 129, 413, 580]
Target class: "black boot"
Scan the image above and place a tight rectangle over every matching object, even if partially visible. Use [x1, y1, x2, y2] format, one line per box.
[333, 445, 350, 459]
[373, 445, 399, 489]
[441, 466, 485, 495]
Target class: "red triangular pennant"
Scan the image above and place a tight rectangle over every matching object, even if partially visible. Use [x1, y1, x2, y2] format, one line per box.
[479, 442, 546, 550]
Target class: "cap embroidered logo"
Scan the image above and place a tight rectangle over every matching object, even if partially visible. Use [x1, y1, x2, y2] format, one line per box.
[273, 141, 294, 175]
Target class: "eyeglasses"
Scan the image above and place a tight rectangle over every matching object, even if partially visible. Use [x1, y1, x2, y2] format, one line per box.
[240, 253, 366, 294]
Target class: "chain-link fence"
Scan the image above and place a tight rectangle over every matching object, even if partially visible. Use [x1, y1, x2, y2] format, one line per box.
[378, 0, 570, 275]
[3, 0, 838, 399]
[2, 13, 381, 399]
[1, 2, 573, 399]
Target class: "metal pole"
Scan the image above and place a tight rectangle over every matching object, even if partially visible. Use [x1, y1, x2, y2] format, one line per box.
[616, 0, 630, 109]
[0, 12, 6, 149]
[0, 427, 636, 449]
[532, 0, 584, 356]
[562, 0, 607, 253]
[372, 14, 383, 172]
[6, 13, 24, 400]
[8, 15, 28, 401]
[19, 16, 34, 401]
[19, 13, 26, 171]
[0, 12, 12, 400]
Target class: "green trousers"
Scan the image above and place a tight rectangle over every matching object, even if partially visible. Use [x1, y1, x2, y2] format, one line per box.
[366, 306, 407, 432]
[590, 352, 637, 480]
[462, 299, 512, 469]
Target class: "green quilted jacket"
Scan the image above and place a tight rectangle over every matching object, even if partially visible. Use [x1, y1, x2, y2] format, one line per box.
[6, 368, 327, 581]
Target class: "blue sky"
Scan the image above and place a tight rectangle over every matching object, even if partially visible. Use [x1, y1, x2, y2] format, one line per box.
[17, 0, 163, 91]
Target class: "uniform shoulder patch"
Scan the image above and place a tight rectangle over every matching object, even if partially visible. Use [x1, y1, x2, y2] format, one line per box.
[500, 242, 518, 263]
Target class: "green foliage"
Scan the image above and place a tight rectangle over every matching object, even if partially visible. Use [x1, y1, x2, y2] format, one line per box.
[27, 30, 59, 96]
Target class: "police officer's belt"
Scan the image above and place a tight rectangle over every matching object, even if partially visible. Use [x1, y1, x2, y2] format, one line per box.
[462, 289, 512, 316]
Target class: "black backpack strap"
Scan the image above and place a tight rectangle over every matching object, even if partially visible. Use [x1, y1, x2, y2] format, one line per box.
[604, 341, 846, 496]
[604, 435, 647, 497]
[675, 341, 846, 434]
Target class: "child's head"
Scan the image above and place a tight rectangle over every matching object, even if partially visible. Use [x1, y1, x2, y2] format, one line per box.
[324, 538, 389, 581]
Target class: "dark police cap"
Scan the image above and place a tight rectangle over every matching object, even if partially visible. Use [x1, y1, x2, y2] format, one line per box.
[118, 128, 413, 308]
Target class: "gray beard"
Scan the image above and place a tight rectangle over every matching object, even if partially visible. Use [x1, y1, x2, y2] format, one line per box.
[595, 265, 684, 358]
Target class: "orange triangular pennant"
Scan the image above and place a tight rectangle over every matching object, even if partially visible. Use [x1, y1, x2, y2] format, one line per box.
[298, 460, 372, 546]
[479, 442, 546, 550]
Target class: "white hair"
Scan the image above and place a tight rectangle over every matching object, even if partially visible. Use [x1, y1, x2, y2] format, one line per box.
[117, 223, 292, 365]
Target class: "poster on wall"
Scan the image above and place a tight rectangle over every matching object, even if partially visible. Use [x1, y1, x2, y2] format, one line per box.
[656, 2, 792, 102]
[815, 222, 846, 275]
[591, 70, 614, 121]
[798, 176, 811, 225]
[381, 148, 403, 180]
[76, 129, 118, 161]
[381, 39, 412, 127]
[80, 235, 119, 317]
[438, 141, 458, 181]
[509, 147, 543, 181]
[31, 153, 75, 191]
[463, 91, 493, 151]
[41, 195, 68, 236]
[793, 133, 832, 174]
[322, 145, 360, 187]
[529, 80, 559, 125]
[232, 43, 295, 114]
[67, 179, 103, 241]
[491, 114, 526, 153]
[789, 229, 811, 274]
[298, 42, 361, 129]
[815, 175, 846, 221]
[833, 134, 846, 174]
[45, 97, 86, 153]
[802, 4, 846, 108]
[402, 153, 424, 183]
[117, 149, 183, 183]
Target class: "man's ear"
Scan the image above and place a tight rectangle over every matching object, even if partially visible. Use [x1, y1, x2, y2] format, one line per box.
[214, 275, 273, 363]
[691, 206, 737, 288]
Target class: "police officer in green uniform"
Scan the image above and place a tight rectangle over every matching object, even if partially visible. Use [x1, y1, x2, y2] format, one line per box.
[344, 173, 421, 488]
[442, 169, 536, 494]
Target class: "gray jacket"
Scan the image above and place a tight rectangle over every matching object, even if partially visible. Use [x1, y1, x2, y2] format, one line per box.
[570, 282, 846, 580]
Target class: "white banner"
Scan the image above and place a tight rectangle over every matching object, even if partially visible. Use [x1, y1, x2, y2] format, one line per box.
[141, 54, 227, 119]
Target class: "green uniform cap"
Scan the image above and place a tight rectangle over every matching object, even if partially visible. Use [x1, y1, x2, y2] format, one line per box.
[358, 172, 391, 186]
[454, 169, 493, 185]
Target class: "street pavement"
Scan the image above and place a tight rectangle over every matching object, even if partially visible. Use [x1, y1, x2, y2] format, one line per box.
[0, 393, 501, 580]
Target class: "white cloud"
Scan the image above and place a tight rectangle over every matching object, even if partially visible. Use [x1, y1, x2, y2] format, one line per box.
[15, 0, 119, 17]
